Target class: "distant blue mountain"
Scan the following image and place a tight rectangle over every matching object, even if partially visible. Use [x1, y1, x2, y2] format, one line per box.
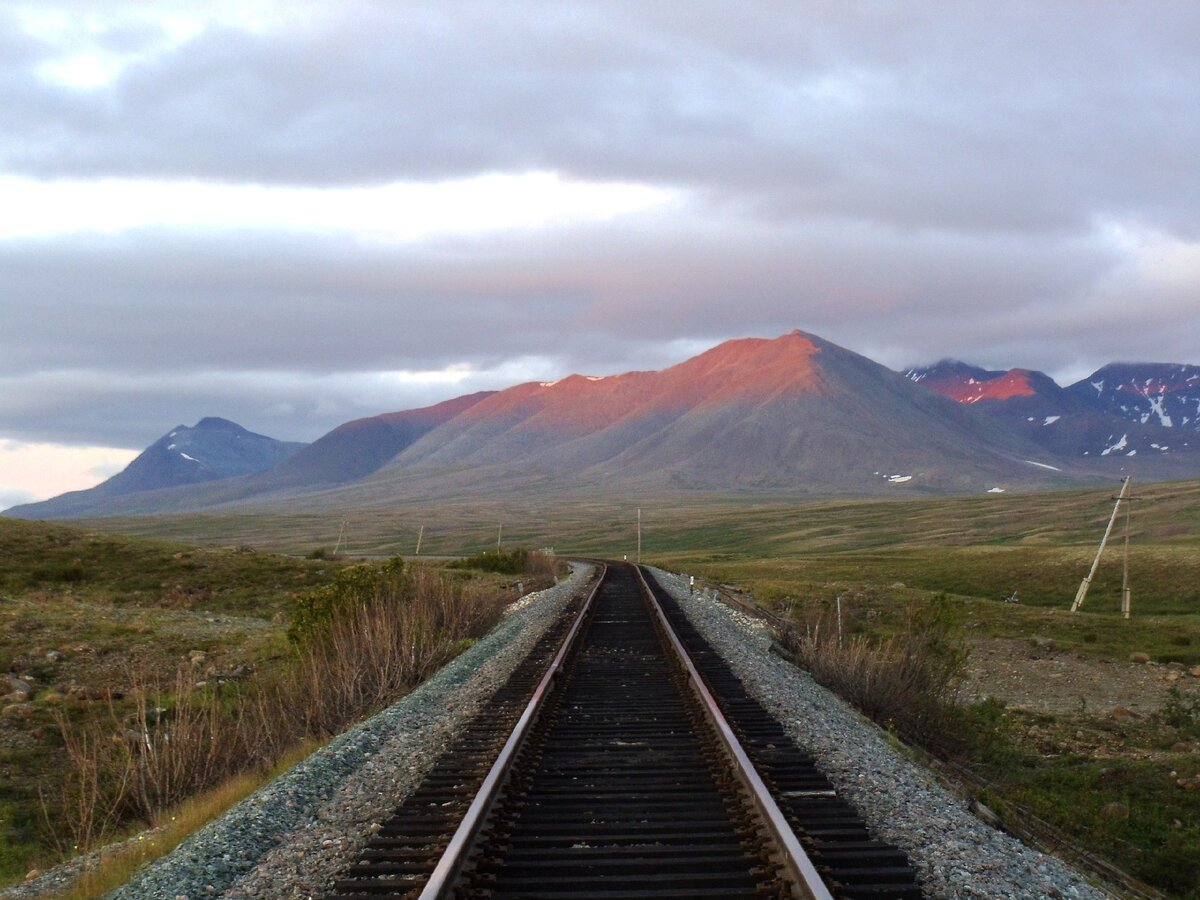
[6, 417, 304, 519]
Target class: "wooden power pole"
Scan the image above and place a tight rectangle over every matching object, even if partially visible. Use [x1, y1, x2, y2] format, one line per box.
[415, 524, 424, 557]
[637, 507, 642, 564]
[1071, 476, 1132, 615]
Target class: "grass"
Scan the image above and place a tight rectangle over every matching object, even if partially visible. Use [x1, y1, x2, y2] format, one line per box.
[55, 738, 322, 900]
[10, 478, 1200, 895]
[957, 703, 1200, 897]
[0, 518, 539, 891]
[0, 519, 348, 885]
[0, 517, 344, 615]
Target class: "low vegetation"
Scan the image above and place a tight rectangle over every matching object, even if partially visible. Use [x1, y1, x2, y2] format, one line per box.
[13, 480, 1200, 895]
[0, 521, 533, 890]
[670, 567, 1200, 896]
[777, 594, 968, 753]
[448, 547, 566, 579]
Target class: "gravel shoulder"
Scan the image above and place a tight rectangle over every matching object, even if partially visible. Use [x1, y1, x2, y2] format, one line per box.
[647, 567, 1111, 900]
[5, 564, 594, 900]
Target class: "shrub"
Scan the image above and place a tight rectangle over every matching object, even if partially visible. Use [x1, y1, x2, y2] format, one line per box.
[448, 548, 567, 579]
[288, 556, 406, 644]
[448, 548, 530, 574]
[48, 560, 509, 859]
[779, 594, 968, 752]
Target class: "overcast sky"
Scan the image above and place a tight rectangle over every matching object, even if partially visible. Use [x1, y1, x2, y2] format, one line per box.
[3, 1, 1199, 506]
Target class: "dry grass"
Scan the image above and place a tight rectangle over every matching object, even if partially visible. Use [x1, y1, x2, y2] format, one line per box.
[44, 562, 506, 866]
[283, 565, 504, 736]
[55, 740, 320, 900]
[778, 596, 967, 751]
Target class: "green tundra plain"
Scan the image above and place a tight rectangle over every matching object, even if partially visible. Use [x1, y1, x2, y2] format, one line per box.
[4, 477, 1200, 896]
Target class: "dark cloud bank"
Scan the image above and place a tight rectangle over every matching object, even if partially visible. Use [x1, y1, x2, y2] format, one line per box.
[2, 1, 1198, 448]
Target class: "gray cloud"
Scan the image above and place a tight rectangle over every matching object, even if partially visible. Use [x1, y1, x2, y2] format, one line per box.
[2, 2, 1200, 451]
[5, 3, 1200, 233]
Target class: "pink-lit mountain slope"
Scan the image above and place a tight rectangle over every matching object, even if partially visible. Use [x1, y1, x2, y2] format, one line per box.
[13, 331, 1152, 521]
[361, 331, 1072, 496]
[257, 391, 496, 488]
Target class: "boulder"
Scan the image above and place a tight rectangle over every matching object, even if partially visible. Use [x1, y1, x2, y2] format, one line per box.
[1129, 652, 1151, 664]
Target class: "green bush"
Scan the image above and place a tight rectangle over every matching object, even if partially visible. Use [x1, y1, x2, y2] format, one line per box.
[288, 556, 406, 644]
[448, 548, 530, 575]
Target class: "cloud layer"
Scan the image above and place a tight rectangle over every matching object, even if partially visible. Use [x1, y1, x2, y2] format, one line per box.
[3, 0, 1199, 462]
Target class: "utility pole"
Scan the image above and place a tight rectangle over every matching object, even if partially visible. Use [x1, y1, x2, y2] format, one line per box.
[415, 524, 424, 557]
[497, 523, 503, 553]
[1071, 476, 1132, 614]
[637, 507, 641, 564]
[333, 519, 347, 556]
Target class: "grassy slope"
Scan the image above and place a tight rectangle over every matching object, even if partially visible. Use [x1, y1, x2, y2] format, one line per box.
[0, 519, 346, 885]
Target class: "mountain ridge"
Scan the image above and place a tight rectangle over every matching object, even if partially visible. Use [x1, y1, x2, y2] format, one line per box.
[10, 331, 1200, 521]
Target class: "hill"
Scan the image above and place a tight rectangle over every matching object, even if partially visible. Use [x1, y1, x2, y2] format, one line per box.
[7, 418, 304, 519]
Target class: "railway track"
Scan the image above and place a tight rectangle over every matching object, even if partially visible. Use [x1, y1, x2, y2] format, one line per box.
[330, 564, 921, 899]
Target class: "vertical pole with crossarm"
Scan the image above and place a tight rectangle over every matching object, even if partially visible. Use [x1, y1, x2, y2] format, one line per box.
[1071, 476, 1132, 614]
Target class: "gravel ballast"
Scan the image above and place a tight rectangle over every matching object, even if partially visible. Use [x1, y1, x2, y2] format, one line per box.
[15, 564, 593, 900]
[646, 567, 1109, 900]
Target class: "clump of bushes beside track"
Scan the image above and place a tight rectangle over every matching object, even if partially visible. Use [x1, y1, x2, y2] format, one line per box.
[48, 557, 508, 865]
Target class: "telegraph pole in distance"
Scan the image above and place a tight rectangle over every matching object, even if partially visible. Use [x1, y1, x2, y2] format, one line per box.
[1071, 476, 1133, 614]
[637, 507, 642, 564]
[415, 524, 424, 557]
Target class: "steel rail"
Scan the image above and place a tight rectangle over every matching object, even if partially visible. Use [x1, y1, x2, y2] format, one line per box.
[635, 565, 836, 900]
[416, 564, 606, 899]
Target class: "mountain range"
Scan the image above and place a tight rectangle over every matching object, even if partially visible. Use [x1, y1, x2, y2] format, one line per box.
[905, 360, 1199, 461]
[8, 330, 1198, 520]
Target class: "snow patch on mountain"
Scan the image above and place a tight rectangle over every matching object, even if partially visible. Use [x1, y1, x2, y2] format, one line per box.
[1144, 395, 1173, 427]
[1101, 434, 1129, 456]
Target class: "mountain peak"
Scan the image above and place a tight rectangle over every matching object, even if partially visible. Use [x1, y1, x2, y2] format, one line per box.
[907, 362, 1040, 404]
[193, 416, 245, 432]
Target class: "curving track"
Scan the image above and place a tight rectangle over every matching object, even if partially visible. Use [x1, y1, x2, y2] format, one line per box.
[329, 564, 921, 899]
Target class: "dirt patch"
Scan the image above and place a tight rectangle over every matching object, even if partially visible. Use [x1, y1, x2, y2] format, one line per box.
[961, 636, 1200, 715]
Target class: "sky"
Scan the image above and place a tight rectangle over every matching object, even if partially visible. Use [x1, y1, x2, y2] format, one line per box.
[2, 1, 1199, 507]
